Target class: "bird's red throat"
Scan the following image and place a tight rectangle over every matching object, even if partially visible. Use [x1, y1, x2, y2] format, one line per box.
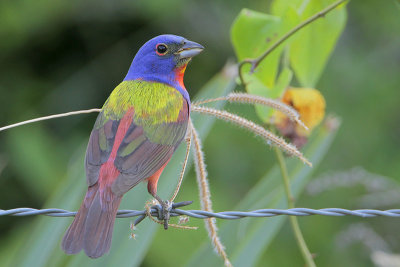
[174, 64, 187, 88]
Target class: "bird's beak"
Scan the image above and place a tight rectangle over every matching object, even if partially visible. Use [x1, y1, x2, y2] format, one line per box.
[176, 40, 204, 59]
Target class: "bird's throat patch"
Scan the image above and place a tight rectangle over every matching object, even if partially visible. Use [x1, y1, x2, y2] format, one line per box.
[174, 64, 187, 88]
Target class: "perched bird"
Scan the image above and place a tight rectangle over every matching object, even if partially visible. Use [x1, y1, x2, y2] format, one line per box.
[61, 35, 204, 258]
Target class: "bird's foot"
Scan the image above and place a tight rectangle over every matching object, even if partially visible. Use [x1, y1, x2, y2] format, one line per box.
[155, 199, 172, 230]
[139, 200, 197, 230]
[151, 196, 172, 230]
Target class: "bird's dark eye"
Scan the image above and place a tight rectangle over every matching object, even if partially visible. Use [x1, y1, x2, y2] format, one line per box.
[156, 44, 168, 55]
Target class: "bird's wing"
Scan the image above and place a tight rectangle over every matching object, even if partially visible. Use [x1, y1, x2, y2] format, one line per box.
[111, 111, 188, 195]
[85, 81, 189, 195]
[85, 111, 118, 186]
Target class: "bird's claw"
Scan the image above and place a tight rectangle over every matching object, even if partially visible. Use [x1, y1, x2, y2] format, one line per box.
[159, 200, 172, 230]
[137, 200, 194, 228]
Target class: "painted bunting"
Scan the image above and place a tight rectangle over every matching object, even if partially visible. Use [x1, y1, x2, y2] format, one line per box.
[61, 35, 203, 258]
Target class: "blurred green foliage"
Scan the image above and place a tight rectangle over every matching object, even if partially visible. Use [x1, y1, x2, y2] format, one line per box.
[1, 0, 400, 266]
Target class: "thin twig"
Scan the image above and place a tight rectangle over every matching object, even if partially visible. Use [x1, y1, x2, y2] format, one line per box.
[275, 147, 316, 267]
[238, 0, 349, 85]
[238, 59, 253, 86]
[0, 109, 102, 132]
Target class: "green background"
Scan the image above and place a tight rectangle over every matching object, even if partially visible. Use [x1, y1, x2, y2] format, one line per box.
[0, 0, 399, 266]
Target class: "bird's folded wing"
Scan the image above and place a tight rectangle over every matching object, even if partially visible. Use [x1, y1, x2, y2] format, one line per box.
[111, 120, 187, 195]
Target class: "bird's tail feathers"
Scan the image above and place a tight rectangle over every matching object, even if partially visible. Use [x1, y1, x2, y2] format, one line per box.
[61, 183, 122, 258]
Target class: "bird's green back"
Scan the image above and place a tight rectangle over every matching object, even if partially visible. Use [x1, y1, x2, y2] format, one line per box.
[101, 80, 184, 123]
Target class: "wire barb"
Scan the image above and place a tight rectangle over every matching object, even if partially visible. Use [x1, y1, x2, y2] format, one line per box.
[135, 200, 197, 230]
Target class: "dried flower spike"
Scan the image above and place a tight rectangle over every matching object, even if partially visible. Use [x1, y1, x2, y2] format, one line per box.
[190, 121, 232, 267]
[192, 106, 312, 167]
[194, 92, 308, 131]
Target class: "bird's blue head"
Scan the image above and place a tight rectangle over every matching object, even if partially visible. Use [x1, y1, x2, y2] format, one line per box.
[124, 35, 204, 92]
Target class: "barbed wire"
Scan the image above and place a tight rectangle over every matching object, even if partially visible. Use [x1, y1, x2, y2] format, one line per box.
[1, 201, 400, 227]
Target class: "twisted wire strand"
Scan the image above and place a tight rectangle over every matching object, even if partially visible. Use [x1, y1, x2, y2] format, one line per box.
[1, 202, 400, 220]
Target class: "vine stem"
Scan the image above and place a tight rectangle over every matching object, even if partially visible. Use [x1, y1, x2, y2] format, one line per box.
[238, 0, 349, 85]
[274, 147, 316, 267]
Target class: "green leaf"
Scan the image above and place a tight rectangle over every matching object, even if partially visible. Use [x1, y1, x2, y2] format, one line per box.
[243, 74, 270, 122]
[2, 67, 236, 267]
[270, 1, 302, 38]
[185, 120, 339, 267]
[231, 9, 285, 89]
[270, 0, 304, 17]
[245, 67, 293, 122]
[273, 67, 293, 97]
[289, 0, 347, 87]
[231, 8, 298, 123]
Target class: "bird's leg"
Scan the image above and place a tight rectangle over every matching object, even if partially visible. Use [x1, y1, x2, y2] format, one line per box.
[147, 162, 172, 229]
[151, 193, 171, 230]
[147, 175, 172, 229]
